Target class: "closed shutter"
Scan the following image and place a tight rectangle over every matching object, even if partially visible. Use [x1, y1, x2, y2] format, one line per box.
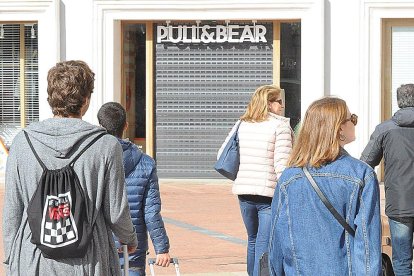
[24, 24, 39, 125]
[155, 22, 273, 178]
[0, 24, 21, 147]
[0, 24, 38, 148]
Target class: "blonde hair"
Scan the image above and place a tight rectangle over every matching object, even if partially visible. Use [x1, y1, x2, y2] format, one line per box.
[240, 85, 282, 122]
[288, 97, 348, 168]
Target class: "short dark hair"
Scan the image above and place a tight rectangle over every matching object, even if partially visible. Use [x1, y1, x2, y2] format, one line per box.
[97, 102, 127, 138]
[397, 84, 414, 108]
[47, 60, 95, 117]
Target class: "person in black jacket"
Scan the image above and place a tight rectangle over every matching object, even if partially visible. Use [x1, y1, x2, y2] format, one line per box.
[361, 83, 414, 275]
[98, 102, 171, 276]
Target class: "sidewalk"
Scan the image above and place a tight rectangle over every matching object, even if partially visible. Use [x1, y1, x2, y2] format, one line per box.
[146, 180, 248, 275]
[0, 180, 249, 275]
[0, 180, 391, 275]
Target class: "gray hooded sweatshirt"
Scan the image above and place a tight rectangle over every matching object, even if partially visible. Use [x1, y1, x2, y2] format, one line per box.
[3, 118, 138, 275]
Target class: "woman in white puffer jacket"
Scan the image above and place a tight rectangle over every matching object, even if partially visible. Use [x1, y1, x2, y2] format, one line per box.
[218, 85, 293, 276]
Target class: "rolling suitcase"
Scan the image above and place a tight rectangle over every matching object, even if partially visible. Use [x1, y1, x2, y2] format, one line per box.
[148, 257, 180, 276]
[122, 245, 130, 276]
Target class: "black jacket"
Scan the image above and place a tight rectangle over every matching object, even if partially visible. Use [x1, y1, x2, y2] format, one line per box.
[361, 107, 414, 218]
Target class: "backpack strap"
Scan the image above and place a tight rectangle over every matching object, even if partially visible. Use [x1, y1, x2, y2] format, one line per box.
[69, 132, 107, 166]
[303, 167, 356, 237]
[23, 130, 47, 170]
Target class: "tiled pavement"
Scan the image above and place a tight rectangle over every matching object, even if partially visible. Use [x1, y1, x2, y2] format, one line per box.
[0, 179, 249, 276]
[0, 179, 399, 275]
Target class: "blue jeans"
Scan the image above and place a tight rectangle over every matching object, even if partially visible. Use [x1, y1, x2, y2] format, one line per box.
[239, 196, 272, 276]
[389, 217, 414, 276]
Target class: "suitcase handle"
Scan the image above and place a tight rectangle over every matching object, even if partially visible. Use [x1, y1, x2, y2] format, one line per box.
[148, 258, 179, 265]
[122, 245, 129, 276]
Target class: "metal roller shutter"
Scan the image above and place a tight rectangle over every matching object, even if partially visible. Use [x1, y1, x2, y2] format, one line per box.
[24, 24, 39, 127]
[0, 24, 38, 148]
[0, 24, 21, 147]
[155, 22, 273, 178]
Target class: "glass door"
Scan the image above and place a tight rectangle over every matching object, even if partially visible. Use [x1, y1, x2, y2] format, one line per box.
[380, 19, 414, 181]
[382, 19, 414, 119]
[122, 23, 147, 151]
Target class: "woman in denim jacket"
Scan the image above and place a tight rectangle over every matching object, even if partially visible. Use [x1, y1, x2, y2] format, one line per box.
[269, 97, 382, 275]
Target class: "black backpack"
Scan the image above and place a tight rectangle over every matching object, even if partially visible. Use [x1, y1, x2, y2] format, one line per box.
[24, 131, 106, 259]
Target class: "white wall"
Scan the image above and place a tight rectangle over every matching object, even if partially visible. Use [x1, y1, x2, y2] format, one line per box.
[325, 0, 414, 167]
[339, 1, 414, 159]
[60, 0, 94, 62]
[91, 0, 325, 125]
[0, 0, 324, 127]
[8, 0, 414, 168]
[327, 0, 362, 156]
[60, 0, 97, 122]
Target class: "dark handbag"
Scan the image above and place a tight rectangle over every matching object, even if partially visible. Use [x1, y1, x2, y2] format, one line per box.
[303, 167, 394, 276]
[382, 253, 395, 276]
[214, 121, 241, 180]
[258, 252, 270, 276]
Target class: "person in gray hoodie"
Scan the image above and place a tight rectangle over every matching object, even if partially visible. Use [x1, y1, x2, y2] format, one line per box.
[361, 83, 414, 275]
[2, 60, 138, 275]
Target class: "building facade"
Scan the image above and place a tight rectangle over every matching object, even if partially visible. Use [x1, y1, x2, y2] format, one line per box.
[1, 0, 413, 178]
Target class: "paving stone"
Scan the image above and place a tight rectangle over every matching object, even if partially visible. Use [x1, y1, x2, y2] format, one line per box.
[0, 180, 405, 275]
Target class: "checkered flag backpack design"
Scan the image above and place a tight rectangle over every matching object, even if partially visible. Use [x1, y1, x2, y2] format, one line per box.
[24, 131, 106, 259]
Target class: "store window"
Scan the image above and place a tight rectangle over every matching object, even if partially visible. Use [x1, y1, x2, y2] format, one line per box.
[380, 19, 414, 181]
[121, 21, 301, 178]
[281, 22, 301, 130]
[390, 26, 414, 114]
[382, 19, 414, 119]
[0, 23, 39, 148]
[122, 23, 147, 150]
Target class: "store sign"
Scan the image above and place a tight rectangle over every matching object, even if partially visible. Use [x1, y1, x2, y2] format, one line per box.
[157, 24, 267, 44]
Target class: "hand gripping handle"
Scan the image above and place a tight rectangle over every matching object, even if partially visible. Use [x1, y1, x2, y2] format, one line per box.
[148, 258, 180, 276]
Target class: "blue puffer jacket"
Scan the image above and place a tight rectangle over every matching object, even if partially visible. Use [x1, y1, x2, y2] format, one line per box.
[119, 139, 170, 266]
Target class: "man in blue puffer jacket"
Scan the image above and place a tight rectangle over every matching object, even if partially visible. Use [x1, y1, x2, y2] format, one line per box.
[98, 102, 171, 276]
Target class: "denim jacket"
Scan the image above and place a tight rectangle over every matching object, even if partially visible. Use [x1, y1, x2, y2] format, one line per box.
[269, 150, 381, 275]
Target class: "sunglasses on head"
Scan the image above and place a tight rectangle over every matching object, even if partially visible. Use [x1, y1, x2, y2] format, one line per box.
[344, 114, 358, 126]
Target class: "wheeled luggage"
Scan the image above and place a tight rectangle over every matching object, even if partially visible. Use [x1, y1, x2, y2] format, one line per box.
[122, 245, 180, 276]
[122, 245, 130, 276]
[148, 257, 180, 276]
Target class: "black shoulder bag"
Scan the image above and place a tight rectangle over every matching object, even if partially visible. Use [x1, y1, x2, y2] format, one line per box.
[302, 167, 394, 276]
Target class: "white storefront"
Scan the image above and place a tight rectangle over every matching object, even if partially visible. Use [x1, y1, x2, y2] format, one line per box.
[1, 0, 414, 178]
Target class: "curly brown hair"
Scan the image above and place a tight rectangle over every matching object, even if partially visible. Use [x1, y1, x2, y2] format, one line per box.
[47, 60, 95, 117]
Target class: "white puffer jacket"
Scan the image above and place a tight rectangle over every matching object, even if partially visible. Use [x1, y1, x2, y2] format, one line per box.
[218, 113, 293, 197]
